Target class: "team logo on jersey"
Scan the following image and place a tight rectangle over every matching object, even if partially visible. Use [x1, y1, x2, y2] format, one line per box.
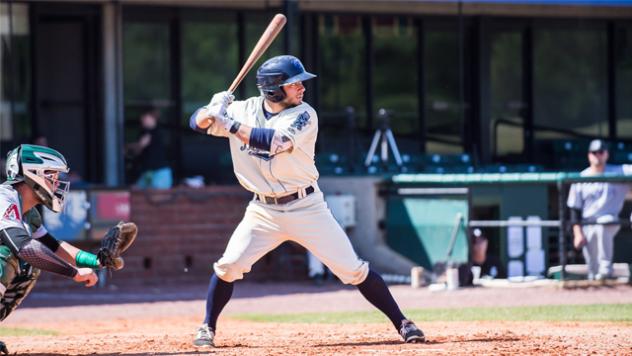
[3, 204, 20, 221]
[290, 111, 311, 131]
[240, 143, 273, 161]
[248, 150, 273, 161]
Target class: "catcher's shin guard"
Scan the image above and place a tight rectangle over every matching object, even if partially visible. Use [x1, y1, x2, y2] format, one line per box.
[0, 252, 40, 322]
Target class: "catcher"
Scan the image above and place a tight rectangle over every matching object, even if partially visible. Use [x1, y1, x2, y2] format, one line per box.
[0, 144, 137, 355]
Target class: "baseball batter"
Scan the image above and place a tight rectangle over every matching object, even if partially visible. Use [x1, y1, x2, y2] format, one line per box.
[189, 55, 424, 347]
[567, 139, 632, 280]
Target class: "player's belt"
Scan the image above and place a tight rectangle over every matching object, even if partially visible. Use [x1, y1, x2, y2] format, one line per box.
[256, 186, 315, 205]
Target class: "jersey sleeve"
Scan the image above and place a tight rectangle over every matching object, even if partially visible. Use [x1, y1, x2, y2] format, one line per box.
[566, 183, 583, 210]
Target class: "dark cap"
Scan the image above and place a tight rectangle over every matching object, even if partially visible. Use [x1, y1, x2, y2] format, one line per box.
[588, 139, 608, 153]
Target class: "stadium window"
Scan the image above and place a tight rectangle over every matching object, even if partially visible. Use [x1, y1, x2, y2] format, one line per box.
[372, 15, 420, 155]
[533, 22, 608, 141]
[424, 20, 467, 154]
[317, 14, 367, 159]
[0, 3, 31, 147]
[122, 17, 174, 184]
[489, 27, 526, 161]
[615, 24, 632, 139]
[179, 10, 239, 183]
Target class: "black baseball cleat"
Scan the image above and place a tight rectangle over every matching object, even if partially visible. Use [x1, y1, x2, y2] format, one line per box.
[399, 319, 425, 343]
[0, 340, 8, 355]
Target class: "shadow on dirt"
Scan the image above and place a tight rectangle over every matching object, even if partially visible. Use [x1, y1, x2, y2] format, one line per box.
[425, 336, 521, 344]
[313, 340, 403, 347]
[20, 281, 355, 309]
[26, 353, 210, 356]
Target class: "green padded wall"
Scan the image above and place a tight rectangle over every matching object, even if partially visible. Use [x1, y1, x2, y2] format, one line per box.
[386, 196, 469, 270]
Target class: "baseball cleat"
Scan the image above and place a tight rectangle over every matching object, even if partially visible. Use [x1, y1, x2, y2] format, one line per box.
[399, 319, 425, 343]
[0, 340, 8, 355]
[193, 324, 215, 347]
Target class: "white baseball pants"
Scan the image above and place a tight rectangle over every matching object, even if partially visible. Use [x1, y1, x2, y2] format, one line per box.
[213, 191, 369, 285]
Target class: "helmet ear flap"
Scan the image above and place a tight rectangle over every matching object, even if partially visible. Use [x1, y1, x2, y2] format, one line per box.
[262, 87, 286, 103]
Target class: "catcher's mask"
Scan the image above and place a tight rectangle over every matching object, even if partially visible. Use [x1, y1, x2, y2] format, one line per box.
[5, 144, 70, 213]
[256, 55, 316, 103]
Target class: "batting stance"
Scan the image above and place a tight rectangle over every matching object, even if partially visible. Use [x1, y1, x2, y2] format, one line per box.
[0, 144, 136, 355]
[189, 55, 425, 347]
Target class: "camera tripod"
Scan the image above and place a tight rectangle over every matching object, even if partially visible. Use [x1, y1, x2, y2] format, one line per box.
[363, 108, 403, 170]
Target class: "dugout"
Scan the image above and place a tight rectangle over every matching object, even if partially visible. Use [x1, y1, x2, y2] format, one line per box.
[383, 172, 632, 281]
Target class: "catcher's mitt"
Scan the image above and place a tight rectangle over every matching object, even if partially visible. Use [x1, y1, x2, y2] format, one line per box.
[97, 221, 138, 271]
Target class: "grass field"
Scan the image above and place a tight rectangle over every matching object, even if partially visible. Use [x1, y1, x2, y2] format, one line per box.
[0, 327, 57, 337]
[233, 303, 632, 323]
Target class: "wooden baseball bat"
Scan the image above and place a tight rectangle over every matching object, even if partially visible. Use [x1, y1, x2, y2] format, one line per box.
[228, 13, 287, 94]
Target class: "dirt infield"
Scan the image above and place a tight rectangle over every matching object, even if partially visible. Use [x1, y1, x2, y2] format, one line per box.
[2, 282, 632, 355]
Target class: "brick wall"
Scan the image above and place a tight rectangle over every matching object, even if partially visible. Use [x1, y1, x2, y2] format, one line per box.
[37, 186, 309, 288]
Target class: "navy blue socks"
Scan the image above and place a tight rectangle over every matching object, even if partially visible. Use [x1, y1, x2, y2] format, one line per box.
[203, 273, 234, 331]
[356, 269, 406, 329]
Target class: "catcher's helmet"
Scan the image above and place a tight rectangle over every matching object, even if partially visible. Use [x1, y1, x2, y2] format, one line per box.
[256, 55, 316, 103]
[5, 144, 70, 213]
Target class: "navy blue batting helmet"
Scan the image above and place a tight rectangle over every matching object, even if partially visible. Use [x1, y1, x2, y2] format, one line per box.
[256, 55, 316, 102]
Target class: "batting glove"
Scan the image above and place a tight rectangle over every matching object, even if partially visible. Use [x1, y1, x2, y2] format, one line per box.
[214, 114, 236, 132]
[205, 91, 234, 118]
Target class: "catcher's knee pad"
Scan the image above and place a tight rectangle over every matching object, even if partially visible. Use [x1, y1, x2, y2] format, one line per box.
[0, 262, 40, 322]
[332, 260, 370, 285]
[213, 260, 250, 283]
[0, 246, 18, 298]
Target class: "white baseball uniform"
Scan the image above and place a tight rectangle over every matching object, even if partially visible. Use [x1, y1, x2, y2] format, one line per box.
[0, 185, 47, 240]
[199, 96, 369, 285]
[567, 164, 632, 277]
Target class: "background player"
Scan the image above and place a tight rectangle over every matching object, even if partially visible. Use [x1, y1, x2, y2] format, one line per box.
[567, 139, 632, 280]
[189, 55, 425, 347]
[0, 144, 119, 354]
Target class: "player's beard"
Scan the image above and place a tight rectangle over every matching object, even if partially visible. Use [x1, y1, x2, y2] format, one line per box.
[281, 96, 301, 108]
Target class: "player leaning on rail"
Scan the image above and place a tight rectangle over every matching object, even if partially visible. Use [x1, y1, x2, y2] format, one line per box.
[189, 55, 425, 347]
[0, 144, 137, 355]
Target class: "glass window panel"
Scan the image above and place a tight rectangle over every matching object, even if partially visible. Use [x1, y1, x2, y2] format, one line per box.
[490, 30, 524, 159]
[180, 12, 238, 183]
[181, 13, 238, 122]
[616, 24, 632, 139]
[122, 20, 173, 183]
[424, 23, 463, 154]
[373, 16, 419, 154]
[533, 26, 608, 141]
[318, 14, 367, 156]
[243, 12, 285, 99]
[0, 3, 31, 148]
[123, 22, 171, 108]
